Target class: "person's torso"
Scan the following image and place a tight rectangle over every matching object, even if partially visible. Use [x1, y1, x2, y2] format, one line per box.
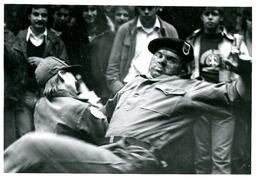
[34, 96, 88, 133]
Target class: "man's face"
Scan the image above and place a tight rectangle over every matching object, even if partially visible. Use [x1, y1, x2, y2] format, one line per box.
[114, 8, 129, 27]
[62, 71, 78, 94]
[201, 10, 223, 30]
[29, 8, 48, 31]
[149, 49, 182, 78]
[82, 6, 97, 24]
[137, 6, 158, 21]
[53, 8, 70, 29]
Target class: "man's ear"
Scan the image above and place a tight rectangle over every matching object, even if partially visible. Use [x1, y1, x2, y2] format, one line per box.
[57, 70, 65, 82]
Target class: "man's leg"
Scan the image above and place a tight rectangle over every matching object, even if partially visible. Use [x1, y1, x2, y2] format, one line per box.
[4, 107, 17, 149]
[212, 116, 235, 174]
[4, 133, 131, 173]
[193, 115, 211, 173]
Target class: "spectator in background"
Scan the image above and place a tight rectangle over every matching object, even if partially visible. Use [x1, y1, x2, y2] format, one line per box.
[239, 8, 252, 56]
[50, 5, 71, 37]
[110, 6, 135, 31]
[50, 5, 82, 66]
[106, 6, 179, 95]
[75, 5, 115, 104]
[186, 7, 250, 174]
[232, 7, 252, 174]
[6, 5, 69, 138]
[4, 26, 27, 148]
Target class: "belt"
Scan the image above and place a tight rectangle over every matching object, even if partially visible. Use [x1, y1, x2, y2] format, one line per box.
[97, 136, 151, 150]
[96, 136, 168, 168]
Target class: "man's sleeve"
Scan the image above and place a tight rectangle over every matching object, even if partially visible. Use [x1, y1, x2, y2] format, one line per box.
[190, 81, 242, 117]
[57, 39, 70, 64]
[77, 106, 108, 141]
[106, 28, 125, 94]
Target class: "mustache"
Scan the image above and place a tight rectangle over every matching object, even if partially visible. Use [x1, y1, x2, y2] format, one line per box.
[34, 21, 45, 25]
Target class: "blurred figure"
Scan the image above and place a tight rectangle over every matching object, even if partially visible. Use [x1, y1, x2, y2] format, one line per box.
[33, 56, 107, 143]
[75, 5, 115, 104]
[50, 5, 82, 66]
[231, 7, 252, 174]
[50, 5, 71, 36]
[187, 7, 250, 174]
[106, 6, 179, 95]
[4, 26, 27, 148]
[239, 8, 252, 56]
[110, 6, 135, 31]
[6, 5, 69, 138]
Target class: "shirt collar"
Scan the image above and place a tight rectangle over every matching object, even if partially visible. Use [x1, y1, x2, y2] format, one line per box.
[136, 16, 161, 32]
[26, 26, 47, 42]
[141, 74, 180, 82]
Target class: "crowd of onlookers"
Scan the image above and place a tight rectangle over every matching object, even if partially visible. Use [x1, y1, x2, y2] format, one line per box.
[4, 5, 252, 173]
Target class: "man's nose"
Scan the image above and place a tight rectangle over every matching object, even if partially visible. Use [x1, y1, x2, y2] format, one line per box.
[61, 15, 66, 20]
[37, 15, 43, 20]
[208, 14, 213, 19]
[120, 15, 125, 20]
[88, 10, 93, 15]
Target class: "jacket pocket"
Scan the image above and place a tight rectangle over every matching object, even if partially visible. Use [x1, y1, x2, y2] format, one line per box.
[141, 85, 186, 117]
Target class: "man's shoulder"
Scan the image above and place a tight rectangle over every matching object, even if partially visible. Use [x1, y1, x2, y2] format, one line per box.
[15, 28, 28, 41]
[159, 17, 176, 30]
[117, 18, 137, 32]
[47, 29, 64, 43]
[186, 28, 203, 41]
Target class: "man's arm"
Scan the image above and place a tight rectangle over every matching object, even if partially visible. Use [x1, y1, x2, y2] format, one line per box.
[235, 60, 252, 101]
[106, 27, 126, 94]
[222, 46, 252, 101]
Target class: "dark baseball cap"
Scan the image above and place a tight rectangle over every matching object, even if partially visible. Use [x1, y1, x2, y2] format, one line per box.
[148, 37, 194, 62]
[35, 56, 81, 86]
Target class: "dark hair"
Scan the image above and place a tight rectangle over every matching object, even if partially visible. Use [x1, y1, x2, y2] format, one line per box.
[241, 7, 252, 31]
[77, 5, 110, 34]
[26, 4, 50, 16]
[50, 5, 71, 14]
[110, 6, 135, 17]
[202, 7, 224, 16]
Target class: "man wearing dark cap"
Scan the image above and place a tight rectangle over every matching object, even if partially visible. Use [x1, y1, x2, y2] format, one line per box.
[32, 56, 107, 142]
[4, 37, 251, 174]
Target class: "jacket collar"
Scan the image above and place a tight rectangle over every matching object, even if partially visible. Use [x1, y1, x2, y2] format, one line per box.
[188, 26, 234, 41]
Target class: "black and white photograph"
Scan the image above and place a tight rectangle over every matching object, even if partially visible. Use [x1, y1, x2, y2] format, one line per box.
[2, 0, 254, 175]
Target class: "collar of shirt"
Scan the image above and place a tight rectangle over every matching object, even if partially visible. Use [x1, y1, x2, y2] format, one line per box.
[26, 27, 47, 46]
[136, 17, 160, 34]
[141, 74, 180, 82]
[50, 28, 62, 37]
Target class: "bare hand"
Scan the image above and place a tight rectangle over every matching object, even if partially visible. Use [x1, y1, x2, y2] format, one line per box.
[24, 92, 38, 109]
[27, 56, 43, 66]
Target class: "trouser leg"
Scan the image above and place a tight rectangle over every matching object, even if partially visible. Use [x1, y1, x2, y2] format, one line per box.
[4, 133, 137, 173]
[4, 107, 17, 149]
[193, 115, 211, 173]
[212, 116, 235, 174]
